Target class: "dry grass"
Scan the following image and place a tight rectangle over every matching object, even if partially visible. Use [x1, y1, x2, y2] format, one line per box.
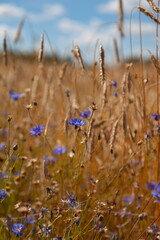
[0, 1, 160, 239]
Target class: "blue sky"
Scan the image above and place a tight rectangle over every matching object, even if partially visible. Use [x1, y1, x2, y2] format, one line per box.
[0, 0, 158, 62]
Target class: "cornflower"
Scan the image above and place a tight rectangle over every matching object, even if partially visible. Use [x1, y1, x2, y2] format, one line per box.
[30, 125, 44, 136]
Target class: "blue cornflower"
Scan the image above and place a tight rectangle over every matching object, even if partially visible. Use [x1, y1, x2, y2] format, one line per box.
[43, 155, 57, 163]
[0, 189, 6, 199]
[30, 125, 44, 136]
[110, 231, 119, 240]
[80, 110, 91, 118]
[152, 183, 160, 202]
[0, 143, 5, 150]
[53, 146, 66, 155]
[9, 90, 22, 101]
[11, 223, 26, 236]
[68, 118, 85, 126]
[130, 158, 140, 167]
[146, 182, 156, 191]
[114, 92, 118, 97]
[151, 113, 160, 121]
[67, 194, 78, 209]
[111, 80, 117, 87]
[42, 224, 52, 237]
[123, 196, 134, 203]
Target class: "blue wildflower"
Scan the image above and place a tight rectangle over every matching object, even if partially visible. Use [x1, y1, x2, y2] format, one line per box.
[110, 231, 119, 240]
[0, 143, 5, 150]
[123, 196, 134, 203]
[152, 183, 160, 202]
[114, 92, 118, 97]
[80, 110, 91, 118]
[9, 90, 22, 101]
[11, 223, 26, 236]
[151, 113, 160, 121]
[53, 146, 66, 155]
[147, 225, 160, 237]
[111, 80, 117, 87]
[68, 118, 85, 126]
[25, 216, 37, 224]
[0, 189, 6, 199]
[42, 224, 52, 237]
[43, 155, 57, 163]
[0, 129, 8, 137]
[130, 158, 140, 167]
[30, 125, 44, 136]
[67, 194, 78, 209]
[146, 182, 156, 191]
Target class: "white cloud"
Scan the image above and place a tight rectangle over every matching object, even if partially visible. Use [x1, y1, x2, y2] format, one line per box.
[0, 3, 65, 22]
[97, 0, 149, 14]
[0, 4, 25, 18]
[29, 4, 65, 22]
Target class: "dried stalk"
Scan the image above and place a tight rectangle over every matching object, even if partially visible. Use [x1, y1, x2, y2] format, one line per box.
[122, 64, 132, 136]
[118, 0, 124, 37]
[3, 34, 8, 66]
[71, 44, 85, 71]
[38, 34, 44, 63]
[148, 50, 160, 74]
[14, 18, 25, 44]
[109, 116, 121, 153]
[99, 44, 105, 85]
[113, 38, 120, 63]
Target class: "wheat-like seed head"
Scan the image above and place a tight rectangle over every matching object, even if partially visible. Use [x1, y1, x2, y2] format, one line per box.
[113, 38, 120, 63]
[38, 34, 44, 63]
[14, 18, 25, 44]
[3, 34, 8, 66]
[118, 0, 124, 37]
[137, 6, 160, 24]
[146, 0, 160, 13]
[99, 44, 105, 85]
[148, 50, 160, 74]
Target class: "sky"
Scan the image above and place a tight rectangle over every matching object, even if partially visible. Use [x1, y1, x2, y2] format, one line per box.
[0, 0, 159, 63]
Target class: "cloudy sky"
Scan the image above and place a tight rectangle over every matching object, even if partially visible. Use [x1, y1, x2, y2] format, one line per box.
[0, 0, 158, 62]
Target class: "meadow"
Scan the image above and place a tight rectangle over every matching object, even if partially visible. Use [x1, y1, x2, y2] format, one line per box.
[0, 1, 160, 239]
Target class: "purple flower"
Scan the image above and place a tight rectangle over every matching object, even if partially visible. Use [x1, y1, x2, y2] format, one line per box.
[130, 158, 140, 167]
[146, 182, 156, 191]
[42, 224, 52, 237]
[30, 125, 44, 136]
[67, 194, 78, 209]
[9, 90, 22, 101]
[111, 80, 117, 87]
[53, 146, 66, 155]
[23, 215, 37, 224]
[152, 183, 160, 202]
[43, 155, 57, 163]
[151, 113, 160, 121]
[0, 143, 5, 150]
[123, 196, 134, 203]
[68, 118, 85, 126]
[11, 223, 26, 236]
[114, 92, 118, 97]
[0, 189, 6, 199]
[80, 110, 91, 118]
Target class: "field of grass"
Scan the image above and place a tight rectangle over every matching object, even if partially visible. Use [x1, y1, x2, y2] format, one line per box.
[0, 1, 160, 239]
